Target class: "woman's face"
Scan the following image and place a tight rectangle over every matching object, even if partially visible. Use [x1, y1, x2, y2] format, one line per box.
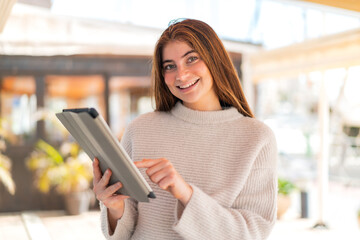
[162, 40, 220, 111]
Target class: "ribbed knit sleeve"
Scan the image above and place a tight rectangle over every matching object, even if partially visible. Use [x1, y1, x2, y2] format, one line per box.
[100, 199, 138, 239]
[172, 133, 278, 240]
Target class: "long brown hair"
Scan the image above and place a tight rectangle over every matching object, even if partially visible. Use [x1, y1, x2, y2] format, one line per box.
[152, 18, 254, 118]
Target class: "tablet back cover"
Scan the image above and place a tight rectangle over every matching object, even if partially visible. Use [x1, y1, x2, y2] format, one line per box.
[56, 109, 155, 202]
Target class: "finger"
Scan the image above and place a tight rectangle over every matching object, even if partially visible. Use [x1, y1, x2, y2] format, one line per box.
[92, 158, 102, 184]
[158, 175, 176, 190]
[97, 168, 112, 188]
[145, 160, 171, 176]
[110, 194, 130, 203]
[134, 158, 163, 168]
[93, 168, 111, 195]
[149, 165, 174, 185]
[103, 194, 130, 207]
[97, 182, 123, 201]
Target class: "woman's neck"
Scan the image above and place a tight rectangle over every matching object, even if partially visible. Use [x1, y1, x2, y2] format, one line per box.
[182, 99, 221, 111]
[171, 102, 242, 125]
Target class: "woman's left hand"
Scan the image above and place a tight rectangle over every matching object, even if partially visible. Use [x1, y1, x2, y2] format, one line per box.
[134, 158, 193, 205]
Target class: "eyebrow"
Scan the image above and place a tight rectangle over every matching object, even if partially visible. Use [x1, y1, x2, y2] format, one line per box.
[162, 50, 196, 65]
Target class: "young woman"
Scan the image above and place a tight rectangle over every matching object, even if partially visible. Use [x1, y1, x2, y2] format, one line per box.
[92, 19, 278, 240]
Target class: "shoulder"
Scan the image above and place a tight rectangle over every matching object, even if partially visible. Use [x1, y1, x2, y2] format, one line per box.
[123, 110, 172, 137]
[120, 111, 168, 149]
[236, 116, 276, 144]
[241, 117, 278, 166]
[234, 116, 277, 163]
[128, 110, 170, 128]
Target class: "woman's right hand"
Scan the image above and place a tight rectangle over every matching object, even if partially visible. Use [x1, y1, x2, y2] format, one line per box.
[92, 158, 130, 230]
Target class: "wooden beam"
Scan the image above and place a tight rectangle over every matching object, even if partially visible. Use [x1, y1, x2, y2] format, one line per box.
[35, 75, 45, 140]
[249, 28, 360, 82]
[0, 0, 16, 33]
[299, 0, 360, 12]
[0, 55, 152, 76]
[103, 74, 110, 125]
[17, 0, 52, 9]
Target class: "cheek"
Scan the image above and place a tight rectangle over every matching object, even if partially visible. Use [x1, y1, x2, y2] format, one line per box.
[196, 62, 212, 79]
[163, 74, 175, 87]
[164, 78, 171, 88]
[200, 68, 214, 86]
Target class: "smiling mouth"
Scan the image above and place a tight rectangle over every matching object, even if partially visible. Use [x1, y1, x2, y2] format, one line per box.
[177, 79, 199, 89]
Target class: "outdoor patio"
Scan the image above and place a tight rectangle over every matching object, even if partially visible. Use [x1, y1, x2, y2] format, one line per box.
[1, 1, 360, 240]
[1, 181, 359, 240]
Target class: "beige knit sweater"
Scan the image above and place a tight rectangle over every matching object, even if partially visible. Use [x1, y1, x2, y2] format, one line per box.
[100, 102, 278, 240]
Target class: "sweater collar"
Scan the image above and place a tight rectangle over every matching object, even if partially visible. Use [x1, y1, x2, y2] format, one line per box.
[170, 102, 242, 124]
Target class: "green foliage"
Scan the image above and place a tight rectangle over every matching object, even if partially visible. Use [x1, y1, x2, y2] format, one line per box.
[26, 140, 92, 194]
[278, 178, 296, 196]
[0, 154, 15, 195]
[36, 140, 64, 165]
[0, 118, 15, 195]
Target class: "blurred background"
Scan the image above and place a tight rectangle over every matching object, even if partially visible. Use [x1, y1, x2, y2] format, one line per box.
[0, 0, 360, 239]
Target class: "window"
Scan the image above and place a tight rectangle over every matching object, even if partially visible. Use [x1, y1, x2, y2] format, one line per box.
[0, 76, 36, 144]
[109, 76, 151, 139]
[44, 75, 105, 142]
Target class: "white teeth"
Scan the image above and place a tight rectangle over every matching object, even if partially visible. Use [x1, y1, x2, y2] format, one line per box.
[178, 79, 198, 89]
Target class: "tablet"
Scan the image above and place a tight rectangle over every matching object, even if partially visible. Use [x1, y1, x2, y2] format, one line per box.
[56, 108, 156, 202]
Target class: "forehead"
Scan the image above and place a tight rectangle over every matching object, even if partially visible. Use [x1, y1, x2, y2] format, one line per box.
[162, 40, 194, 59]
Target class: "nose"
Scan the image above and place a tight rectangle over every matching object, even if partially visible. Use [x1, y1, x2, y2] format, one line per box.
[175, 65, 189, 81]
